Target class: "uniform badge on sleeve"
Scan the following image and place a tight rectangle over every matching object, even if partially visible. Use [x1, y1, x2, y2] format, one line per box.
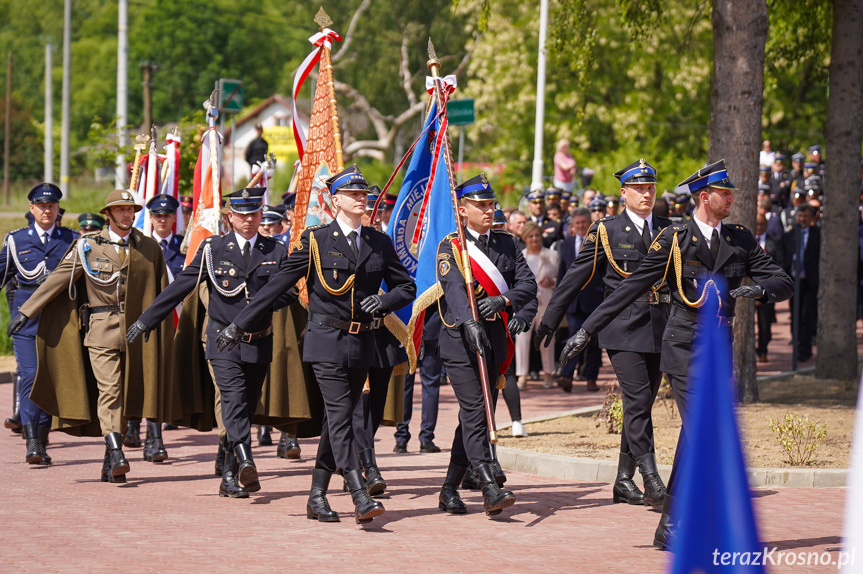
[222, 280, 230, 288]
[439, 260, 451, 276]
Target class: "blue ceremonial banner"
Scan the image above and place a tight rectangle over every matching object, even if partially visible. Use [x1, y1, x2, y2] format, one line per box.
[385, 98, 456, 370]
[670, 277, 764, 573]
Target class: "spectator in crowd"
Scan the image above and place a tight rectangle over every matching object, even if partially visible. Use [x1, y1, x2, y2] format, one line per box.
[508, 210, 527, 250]
[553, 139, 577, 193]
[760, 139, 775, 167]
[515, 221, 559, 390]
[588, 196, 607, 222]
[759, 165, 771, 188]
[783, 204, 820, 363]
[652, 196, 670, 218]
[180, 195, 193, 229]
[582, 189, 597, 206]
[790, 153, 806, 196]
[546, 202, 563, 223]
[770, 154, 791, 207]
[757, 195, 784, 239]
[755, 213, 785, 363]
[244, 123, 268, 170]
[781, 189, 807, 232]
[606, 196, 621, 216]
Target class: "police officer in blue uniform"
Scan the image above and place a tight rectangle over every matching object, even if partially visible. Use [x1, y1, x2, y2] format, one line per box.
[0, 183, 78, 463]
[435, 174, 537, 517]
[560, 159, 794, 549]
[537, 159, 673, 507]
[215, 165, 416, 525]
[127, 187, 293, 498]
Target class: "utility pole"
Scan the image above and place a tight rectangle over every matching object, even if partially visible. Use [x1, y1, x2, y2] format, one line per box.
[60, 0, 71, 197]
[115, 0, 128, 189]
[3, 52, 12, 208]
[140, 61, 156, 133]
[529, 0, 549, 192]
[44, 45, 53, 183]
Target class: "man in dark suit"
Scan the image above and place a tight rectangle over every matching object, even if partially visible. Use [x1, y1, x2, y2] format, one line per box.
[783, 204, 820, 362]
[553, 207, 603, 392]
[755, 214, 785, 362]
[435, 173, 537, 517]
[526, 190, 562, 247]
[127, 187, 292, 498]
[537, 159, 673, 508]
[215, 165, 416, 525]
[560, 159, 794, 550]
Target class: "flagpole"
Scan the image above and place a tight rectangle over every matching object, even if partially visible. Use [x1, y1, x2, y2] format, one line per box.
[143, 124, 158, 235]
[319, 11, 344, 172]
[428, 40, 498, 443]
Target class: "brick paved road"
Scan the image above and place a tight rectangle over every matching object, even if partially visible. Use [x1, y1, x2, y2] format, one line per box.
[0, 300, 852, 572]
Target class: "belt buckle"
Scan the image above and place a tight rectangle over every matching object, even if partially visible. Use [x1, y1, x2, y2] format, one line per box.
[647, 291, 657, 305]
[349, 321, 362, 335]
[118, 302, 125, 314]
[372, 318, 382, 330]
[241, 332, 254, 343]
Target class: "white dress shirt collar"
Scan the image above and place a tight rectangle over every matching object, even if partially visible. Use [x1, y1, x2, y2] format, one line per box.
[625, 208, 652, 234]
[234, 232, 258, 253]
[465, 226, 491, 242]
[36, 224, 56, 242]
[693, 216, 722, 246]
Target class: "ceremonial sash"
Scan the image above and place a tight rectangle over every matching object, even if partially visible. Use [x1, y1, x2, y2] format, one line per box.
[451, 236, 514, 384]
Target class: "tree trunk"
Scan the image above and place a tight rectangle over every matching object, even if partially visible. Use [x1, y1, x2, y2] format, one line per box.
[707, 0, 768, 403]
[816, 0, 863, 381]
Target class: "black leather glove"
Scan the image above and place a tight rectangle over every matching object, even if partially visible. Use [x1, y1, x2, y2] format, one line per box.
[360, 294, 388, 315]
[533, 323, 555, 350]
[507, 316, 529, 339]
[126, 320, 152, 344]
[7, 312, 28, 337]
[730, 285, 766, 299]
[461, 319, 489, 356]
[559, 328, 591, 365]
[215, 323, 244, 352]
[477, 295, 507, 319]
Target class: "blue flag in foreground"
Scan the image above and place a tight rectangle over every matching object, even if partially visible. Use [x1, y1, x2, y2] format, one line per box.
[386, 99, 456, 368]
[670, 277, 764, 573]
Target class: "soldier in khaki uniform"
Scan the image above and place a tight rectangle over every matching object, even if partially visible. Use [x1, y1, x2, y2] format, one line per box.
[9, 189, 176, 484]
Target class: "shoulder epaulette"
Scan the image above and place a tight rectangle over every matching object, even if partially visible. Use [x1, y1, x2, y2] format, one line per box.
[204, 236, 214, 243]
[60, 225, 77, 233]
[491, 229, 514, 237]
[443, 231, 458, 240]
[726, 223, 747, 231]
[305, 224, 328, 232]
[7, 226, 27, 236]
[81, 230, 100, 237]
[671, 223, 687, 232]
[599, 215, 616, 223]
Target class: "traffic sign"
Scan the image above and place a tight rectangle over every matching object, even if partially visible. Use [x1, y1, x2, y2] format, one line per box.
[448, 99, 475, 126]
[218, 78, 243, 114]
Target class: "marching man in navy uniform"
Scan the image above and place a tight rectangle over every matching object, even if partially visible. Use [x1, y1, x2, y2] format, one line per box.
[536, 159, 672, 507]
[0, 183, 78, 464]
[435, 174, 536, 517]
[559, 160, 793, 549]
[215, 165, 416, 524]
[127, 187, 293, 498]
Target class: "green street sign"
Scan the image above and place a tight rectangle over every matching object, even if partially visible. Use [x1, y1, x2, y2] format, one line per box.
[218, 78, 243, 114]
[448, 99, 475, 126]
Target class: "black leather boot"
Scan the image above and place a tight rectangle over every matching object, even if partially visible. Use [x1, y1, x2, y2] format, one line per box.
[257, 425, 273, 446]
[475, 462, 515, 516]
[234, 443, 260, 493]
[100, 448, 111, 482]
[359, 448, 387, 496]
[219, 451, 249, 498]
[105, 432, 130, 482]
[637, 453, 667, 507]
[4, 371, 21, 432]
[215, 437, 226, 477]
[37, 425, 52, 464]
[307, 469, 340, 522]
[461, 465, 480, 490]
[491, 459, 507, 486]
[345, 469, 385, 524]
[123, 419, 141, 448]
[438, 462, 468, 514]
[612, 452, 644, 504]
[653, 495, 676, 550]
[277, 433, 301, 459]
[23, 422, 43, 464]
[143, 421, 168, 462]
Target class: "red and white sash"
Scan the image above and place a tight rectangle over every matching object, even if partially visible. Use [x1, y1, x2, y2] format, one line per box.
[451, 236, 515, 381]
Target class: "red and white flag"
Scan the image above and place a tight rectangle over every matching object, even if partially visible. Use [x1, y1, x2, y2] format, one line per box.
[184, 125, 222, 265]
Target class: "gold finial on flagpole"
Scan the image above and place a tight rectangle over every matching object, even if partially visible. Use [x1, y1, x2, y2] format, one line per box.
[314, 7, 333, 29]
[427, 38, 440, 72]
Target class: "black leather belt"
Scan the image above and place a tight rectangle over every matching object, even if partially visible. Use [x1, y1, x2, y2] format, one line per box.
[670, 305, 734, 327]
[89, 303, 125, 314]
[634, 292, 671, 305]
[309, 312, 381, 334]
[209, 319, 273, 342]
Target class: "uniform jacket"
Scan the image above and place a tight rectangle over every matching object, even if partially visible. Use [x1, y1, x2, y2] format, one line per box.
[783, 224, 820, 289]
[19, 227, 180, 436]
[233, 220, 417, 368]
[0, 224, 78, 337]
[542, 210, 673, 353]
[581, 217, 793, 376]
[153, 232, 184, 278]
[436, 229, 537, 365]
[137, 231, 290, 364]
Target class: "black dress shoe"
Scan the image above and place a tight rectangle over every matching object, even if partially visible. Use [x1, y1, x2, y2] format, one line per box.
[475, 463, 515, 516]
[257, 425, 273, 446]
[359, 448, 387, 496]
[636, 453, 666, 507]
[557, 377, 573, 393]
[215, 438, 226, 477]
[4, 411, 21, 432]
[438, 462, 468, 514]
[143, 421, 168, 462]
[490, 459, 507, 486]
[307, 469, 340, 522]
[420, 441, 441, 453]
[612, 453, 643, 505]
[219, 452, 249, 498]
[162, 423, 178, 430]
[100, 448, 124, 482]
[234, 443, 260, 493]
[105, 432, 130, 481]
[653, 496, 676, 550]
[276, 433, 302, 459]
[123, 420, 141, 448]
[37, 425, 52, 464]
[393, 441, 408, 454]
[23, 422, 43, 464]
[345, 469, 385, 524]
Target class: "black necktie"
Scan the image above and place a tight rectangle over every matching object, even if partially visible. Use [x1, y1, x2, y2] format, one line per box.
[347, 231, 359, 260]
[43, 232, 50, 245]
[641, 221, 652, 250]
[242, 241, 251, 267]
[709, 229, 720, 263]
[478, 234, 489, 257]
[160, 239, 168, 258]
